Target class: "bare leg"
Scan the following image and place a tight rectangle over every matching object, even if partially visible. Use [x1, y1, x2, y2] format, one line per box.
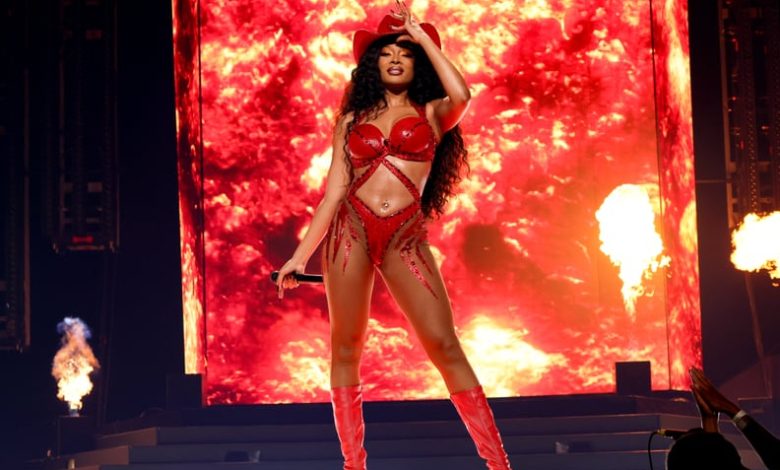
[322, 206, 375, 388]
[378, 239, 479, 393]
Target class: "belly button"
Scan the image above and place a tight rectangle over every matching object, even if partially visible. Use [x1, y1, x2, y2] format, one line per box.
[381, 201, 391, 212]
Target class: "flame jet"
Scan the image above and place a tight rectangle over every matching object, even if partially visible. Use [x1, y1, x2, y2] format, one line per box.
[51, 317, 100, 415]
[731, 212, 780, 281]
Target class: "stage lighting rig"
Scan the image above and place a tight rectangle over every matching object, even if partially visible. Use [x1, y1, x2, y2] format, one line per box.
[722, 0, 780, 222]
[46, 0, 119, 252]
[0, 0, 31, 350]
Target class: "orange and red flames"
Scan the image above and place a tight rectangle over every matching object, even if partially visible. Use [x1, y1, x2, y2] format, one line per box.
[51, 317, 100, 415]
[731, 212, 780, 282]
[172, 0, 700, 403]
[596, 184, 670, 318]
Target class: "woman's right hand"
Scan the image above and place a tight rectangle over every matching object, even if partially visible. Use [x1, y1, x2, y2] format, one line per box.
[275, 258, 307, 299]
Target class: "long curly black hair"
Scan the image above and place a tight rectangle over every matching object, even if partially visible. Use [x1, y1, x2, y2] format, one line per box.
[337, 34, 468, 219]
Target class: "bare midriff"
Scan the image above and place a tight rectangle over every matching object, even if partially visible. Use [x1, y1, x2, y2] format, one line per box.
[353, 156, 430, 215]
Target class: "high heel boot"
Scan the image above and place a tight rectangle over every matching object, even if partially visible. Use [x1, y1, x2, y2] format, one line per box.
[331, 385, 368, 470]
[450, 385, 512, 469]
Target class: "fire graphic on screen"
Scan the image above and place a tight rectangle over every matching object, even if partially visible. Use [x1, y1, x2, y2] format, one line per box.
[596, 184, 670, 318]
[172, 0, 700, 404]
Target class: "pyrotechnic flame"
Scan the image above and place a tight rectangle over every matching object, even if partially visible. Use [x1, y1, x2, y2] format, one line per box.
[731, 212, 780, 281]
[51, 317, 100, 415]
[596, 185, 670, 317]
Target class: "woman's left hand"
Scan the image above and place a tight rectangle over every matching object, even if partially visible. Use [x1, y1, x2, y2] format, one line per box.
[390, 0, 429, 44]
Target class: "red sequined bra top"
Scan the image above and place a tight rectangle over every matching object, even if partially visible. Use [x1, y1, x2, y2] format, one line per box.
[347, 104, 437, 166]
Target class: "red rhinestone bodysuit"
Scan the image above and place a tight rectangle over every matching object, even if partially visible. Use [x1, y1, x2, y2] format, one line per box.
[325, 103, 438, 296]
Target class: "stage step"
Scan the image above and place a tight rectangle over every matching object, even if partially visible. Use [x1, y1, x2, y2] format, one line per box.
[45, 399, 764, 470]
[70, 451, 664, 470]
[95, 413, 701, 448]
[73, 431, 679, 465]
[63, 449, 766, 470]
[52, 411, 768, 470]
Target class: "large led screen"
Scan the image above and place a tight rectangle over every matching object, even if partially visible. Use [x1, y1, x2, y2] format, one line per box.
[172, 0, 700, 404]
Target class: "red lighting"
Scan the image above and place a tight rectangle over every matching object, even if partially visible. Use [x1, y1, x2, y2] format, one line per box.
[70, 235, 95, 244]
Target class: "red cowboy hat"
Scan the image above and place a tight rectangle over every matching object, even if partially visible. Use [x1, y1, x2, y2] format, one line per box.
[353, 14, 441, 63]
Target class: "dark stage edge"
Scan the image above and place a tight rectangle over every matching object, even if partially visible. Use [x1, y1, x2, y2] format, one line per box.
[26, 392, 772, 470]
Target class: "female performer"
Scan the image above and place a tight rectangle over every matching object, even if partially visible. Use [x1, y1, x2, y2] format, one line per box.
[276, 3, 512, 469]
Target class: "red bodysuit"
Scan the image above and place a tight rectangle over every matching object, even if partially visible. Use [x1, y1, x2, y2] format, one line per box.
[324, 103, 439, 296]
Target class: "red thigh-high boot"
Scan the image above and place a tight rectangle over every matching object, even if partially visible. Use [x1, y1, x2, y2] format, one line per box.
[450, 385, 512, 469]
[331, 385, 368, 470]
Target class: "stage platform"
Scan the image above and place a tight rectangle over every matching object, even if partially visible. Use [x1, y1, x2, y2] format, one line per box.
[27, 392, 768, 470]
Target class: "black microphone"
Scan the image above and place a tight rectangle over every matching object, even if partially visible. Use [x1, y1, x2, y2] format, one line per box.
[270, 271, 324, 284]
[656, 429, 688, 440]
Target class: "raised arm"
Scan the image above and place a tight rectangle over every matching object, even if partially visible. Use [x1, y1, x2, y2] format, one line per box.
[691, 367, 780, 470]
[276, 113, 352, 298]
[391, 2, 470, 132]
